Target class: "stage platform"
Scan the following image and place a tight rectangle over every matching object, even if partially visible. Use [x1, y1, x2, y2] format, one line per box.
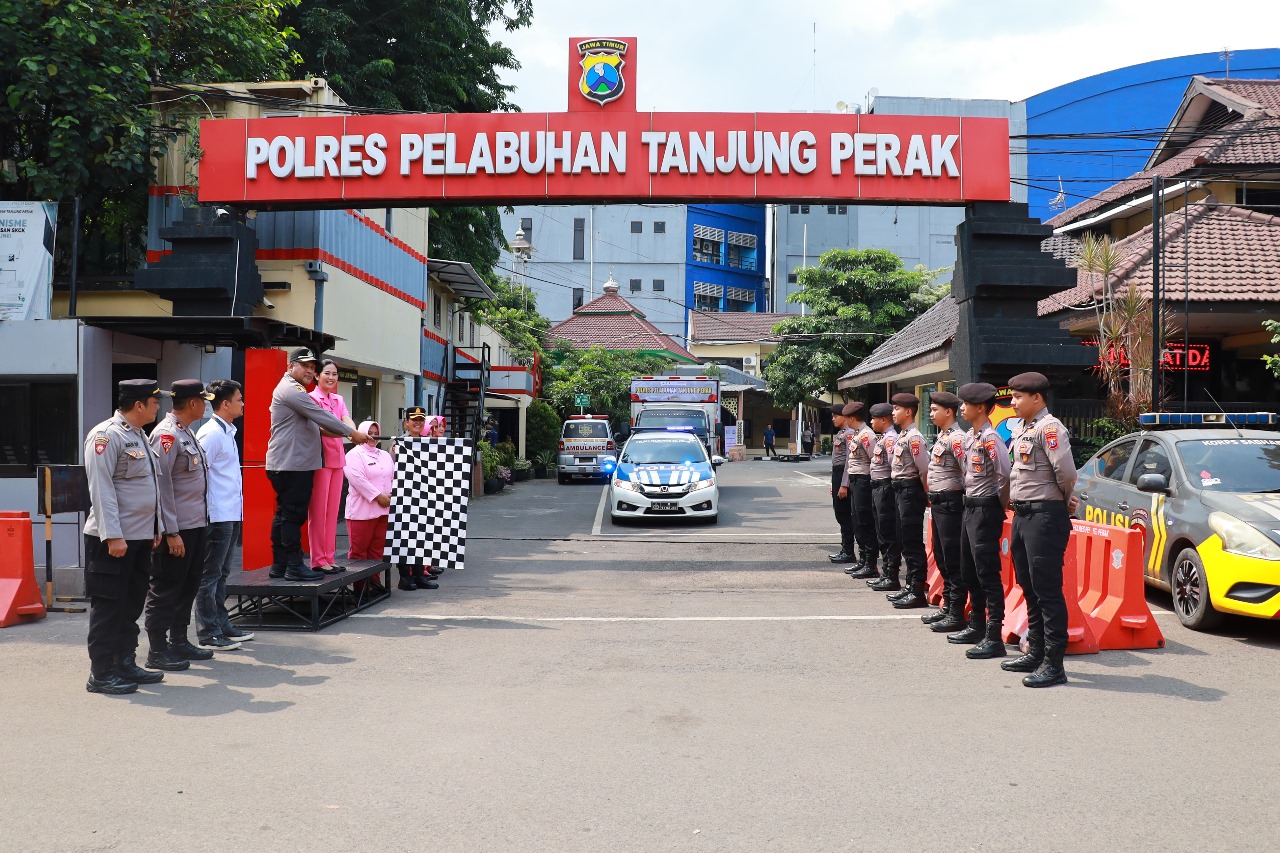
[226, 560, 391, 631]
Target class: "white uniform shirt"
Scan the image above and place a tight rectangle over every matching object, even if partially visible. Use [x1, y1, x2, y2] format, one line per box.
[197, 414, 243, 523]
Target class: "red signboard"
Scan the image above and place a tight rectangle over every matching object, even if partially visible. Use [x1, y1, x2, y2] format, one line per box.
[1083, 340, 1212, 372]
[196, 36, 1011, 207]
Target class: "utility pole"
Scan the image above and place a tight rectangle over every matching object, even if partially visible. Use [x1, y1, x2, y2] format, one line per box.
[1151, 175, 1163, 411]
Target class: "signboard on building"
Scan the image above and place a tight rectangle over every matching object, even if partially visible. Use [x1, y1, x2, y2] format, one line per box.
[0, 201, 56, 322]
[196, 37, 1009, 208]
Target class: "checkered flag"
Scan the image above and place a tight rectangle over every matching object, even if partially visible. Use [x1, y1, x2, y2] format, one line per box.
[384, 437, 473, 570]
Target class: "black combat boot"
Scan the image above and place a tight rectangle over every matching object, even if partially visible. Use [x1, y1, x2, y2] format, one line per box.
[869, 567, 901, 591]
[1001, 636, 1044, 673]
[170, 635, 214, 661]
[1023, 646, 1068, 688]
[929, 598, 969, 633]
[397, 566, 417, 591]
[891, 584, 929, 609]
[117, 653, 164, 684]
[145, 635, 191, 672]
[921, 606, 949, 625]
[849, 556, 880, 579]
[947, 614, 986, 645]
[413, 567, 439, 590]
[967, 621, 1008, 659]
[86, 659, 138, 695]
[828, 550, 857, 565]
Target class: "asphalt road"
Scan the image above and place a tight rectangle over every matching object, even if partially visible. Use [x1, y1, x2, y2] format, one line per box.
[3, 457, 1278, 852]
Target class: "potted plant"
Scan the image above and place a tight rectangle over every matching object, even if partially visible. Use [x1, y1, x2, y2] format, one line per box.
[512, 458, 533, 482]
[533, 449, 557, 479]
[480, 442, 502, 494]
[497, 465, 512, 491]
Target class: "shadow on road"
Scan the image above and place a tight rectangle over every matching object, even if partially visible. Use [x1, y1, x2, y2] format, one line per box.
[1066, 671, 1227, 701]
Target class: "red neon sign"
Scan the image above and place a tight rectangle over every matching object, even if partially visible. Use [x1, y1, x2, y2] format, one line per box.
[1082, 341, 1212, 372]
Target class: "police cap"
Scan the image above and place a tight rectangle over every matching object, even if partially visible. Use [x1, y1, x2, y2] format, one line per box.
[890, 392, 920, 410]
[405, 405, 427, 420]
[829, 403, 846, 417]
[869, 402, 893, 419]
[117, 378, 169, 404]
[957, 382, 997, 405]
[1008, 371, 1051, 395]
[288, 347, 319, 364]
[171, 379, 214, 402]
[930, 391, 960, 411]
[842, 401, 866, 419]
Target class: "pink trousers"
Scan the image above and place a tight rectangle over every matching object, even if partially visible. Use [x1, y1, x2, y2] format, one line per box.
[307, 466, 344, 567]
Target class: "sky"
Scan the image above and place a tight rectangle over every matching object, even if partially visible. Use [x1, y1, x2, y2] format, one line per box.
[494, 0, 1280, 114]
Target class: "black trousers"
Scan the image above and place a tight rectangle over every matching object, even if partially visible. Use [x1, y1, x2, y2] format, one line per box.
[929, 494, 964, 606]
[1010, 503, 1072, 653]
[268, 469, 315, 570]
[849, 474, 878, 564]
[764, 442, 777, 457]
[830, 468, 854, 553]
[961, 503, 1006, 625]
[893, 479, 927, 587]
[144, 526, 207, 639]
[871, 479, 901, 571]
[84, 535, 153, 666]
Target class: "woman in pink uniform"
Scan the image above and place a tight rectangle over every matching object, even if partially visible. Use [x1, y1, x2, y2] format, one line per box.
[308, 359, 355, 573]
[344, 420, 393, 593]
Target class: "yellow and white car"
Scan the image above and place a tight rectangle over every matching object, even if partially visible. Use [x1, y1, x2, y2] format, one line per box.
[1073, 414, 1280, 630]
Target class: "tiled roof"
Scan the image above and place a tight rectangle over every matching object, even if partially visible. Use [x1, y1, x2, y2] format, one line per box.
[1202, 77, 1280, 113]
[689, 311, 791, 342]
[840, 297, 958, 380]
[548, 288, 697, 362]
[1039, 199, 1280, 315]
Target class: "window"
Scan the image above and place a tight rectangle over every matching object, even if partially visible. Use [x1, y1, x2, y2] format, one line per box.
[433, 293, 442, 329]
[789, 205, 799, 214]
[573, 217, 585, 260]
[693, 235, 722, 264]
[520, 217, 532, 232]
[572, 287, 584, 310]
[385, 208, 393, 233]
[787, 273, 797, 284]
[654, 221, 666, 234]
[653, 279, 665, 292]
[1129, 439, 1172, 485]
[838, 205, 847, 215]
[827, 205, 837, 215]
[800, 205, 810, 214]
[0, 381, 77, 477]
[456, 311, 465, 343]
[694, 293, 720, 312]
[629, 278, 642, 293]
[469, 318, 475, 347]
[1093, 440, 1137, 481]
[630, 221, 643, 233]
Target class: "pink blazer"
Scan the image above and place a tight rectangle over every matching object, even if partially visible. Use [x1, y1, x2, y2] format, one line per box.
[344, 424, 394, 521]
[309, 388, 350, 468]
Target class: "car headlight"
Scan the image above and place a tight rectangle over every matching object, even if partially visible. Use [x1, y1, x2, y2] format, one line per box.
[1208, 512, 1280, 561]
[689, 478, 715, 492]
[613, 477, 642, 493]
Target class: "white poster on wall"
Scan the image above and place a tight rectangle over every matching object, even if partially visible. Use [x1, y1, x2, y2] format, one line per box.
[0, 201, 57, 322]
[724, 425, 738, 447]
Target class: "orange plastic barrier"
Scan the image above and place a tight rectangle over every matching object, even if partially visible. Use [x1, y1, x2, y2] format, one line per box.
[1070, 520, 1165, 651]
[0, 512, 47, 627]
[923, 510, 945, 606]
[998, 514, 1099, 655]
[999, 517, 1028, 645]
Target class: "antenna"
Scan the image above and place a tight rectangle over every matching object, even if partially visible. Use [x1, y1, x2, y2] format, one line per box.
[1203, 388, 1244, 438]
[812, 22, 817, 112]
[1219, 46, 1234, 78]
[1048, 177, 1067, 212]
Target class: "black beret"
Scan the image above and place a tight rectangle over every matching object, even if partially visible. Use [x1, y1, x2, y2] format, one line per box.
[842, 401, 865, 418]
[890, 392, 920, 409]
[957, 382, 997, 405]
[1008, 372, 1051, 394]
[869, 402, 893, 418]
[170, 379, 214, 402]
[118, 379, 169, 403]
[829, 403, 847, 416]
[930, 391, 960, 410]
[405, 405, 427, 419]
[288, 347, 318, 364]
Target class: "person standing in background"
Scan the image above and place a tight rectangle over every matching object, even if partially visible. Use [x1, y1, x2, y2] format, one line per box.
[762, 424, 777, 458]
[801, 423, 815, 456]
[195, 379, 254, 649]
[307, 359, 356, 575]
[827, 404, 856, 565]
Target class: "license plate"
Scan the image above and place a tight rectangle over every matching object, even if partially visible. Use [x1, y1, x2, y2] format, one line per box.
[651, 502, 678, 511]
[577, 457, 596, 464]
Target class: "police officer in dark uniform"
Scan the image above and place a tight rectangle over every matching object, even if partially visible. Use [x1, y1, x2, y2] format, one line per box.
[827, 404, 857, 565]
[923, 391, 968, 632]
[267, 349, 370, 581]
[843, 402, 880, 580]
[144, 379, 220, 672]
[951, 383, 1011, 658]
[867, 403, 903, 592]
[1002, 372, 1077, 688]
[888, 393, 930, 608]
[83, 379, 168, 695]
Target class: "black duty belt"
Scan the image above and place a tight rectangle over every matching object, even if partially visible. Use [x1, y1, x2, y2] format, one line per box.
[891, 478, 923, 491]
[850, 473, 871, 481]
[928, 490, 963, 503]
[1011, 499, 1066, 515]
[871, 477, 892, 488]
[963, 495, 1004, 508]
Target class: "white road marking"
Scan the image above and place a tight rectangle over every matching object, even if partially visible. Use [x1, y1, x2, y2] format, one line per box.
[352, 613, 929, 622]
[590, 483, 609, 536]
[795, 471, 828, 484]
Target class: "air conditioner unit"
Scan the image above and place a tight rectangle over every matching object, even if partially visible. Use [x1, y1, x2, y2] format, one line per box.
[742, 355, 757, 366]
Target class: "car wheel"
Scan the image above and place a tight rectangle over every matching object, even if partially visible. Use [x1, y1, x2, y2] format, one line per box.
[557, 473, 569, 485]
[1171, 547, 1223, 631]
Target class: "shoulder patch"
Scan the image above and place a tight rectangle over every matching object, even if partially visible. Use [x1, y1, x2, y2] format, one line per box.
[951, 435, 965, 458]
[1045, 426, 1058, 450]
[93, 434, 109, 455]
[160, 434, 175, 453]
[910, 438, 922, 456]
[984, 437, 998, 460]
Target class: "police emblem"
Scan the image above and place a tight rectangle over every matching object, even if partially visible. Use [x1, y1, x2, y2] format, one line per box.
[577, 39, 627, 107]
[93, 434, 109, 455]
[160, 434, 175, 454]
[1045, 427, 1058, 450]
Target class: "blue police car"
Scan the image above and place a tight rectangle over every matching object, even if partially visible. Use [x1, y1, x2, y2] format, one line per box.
[608, 429, 723, 524]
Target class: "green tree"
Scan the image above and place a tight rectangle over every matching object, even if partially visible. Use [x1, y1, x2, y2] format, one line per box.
[1, 0, 300, 274]
[542, 344, 673, 429]
[762, 249, 944, 410]
[284, 0, 533, 276]
[467, 273, 551, 365]
[525, 399, 561, 460]
[1263, 320, 1280, 379]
